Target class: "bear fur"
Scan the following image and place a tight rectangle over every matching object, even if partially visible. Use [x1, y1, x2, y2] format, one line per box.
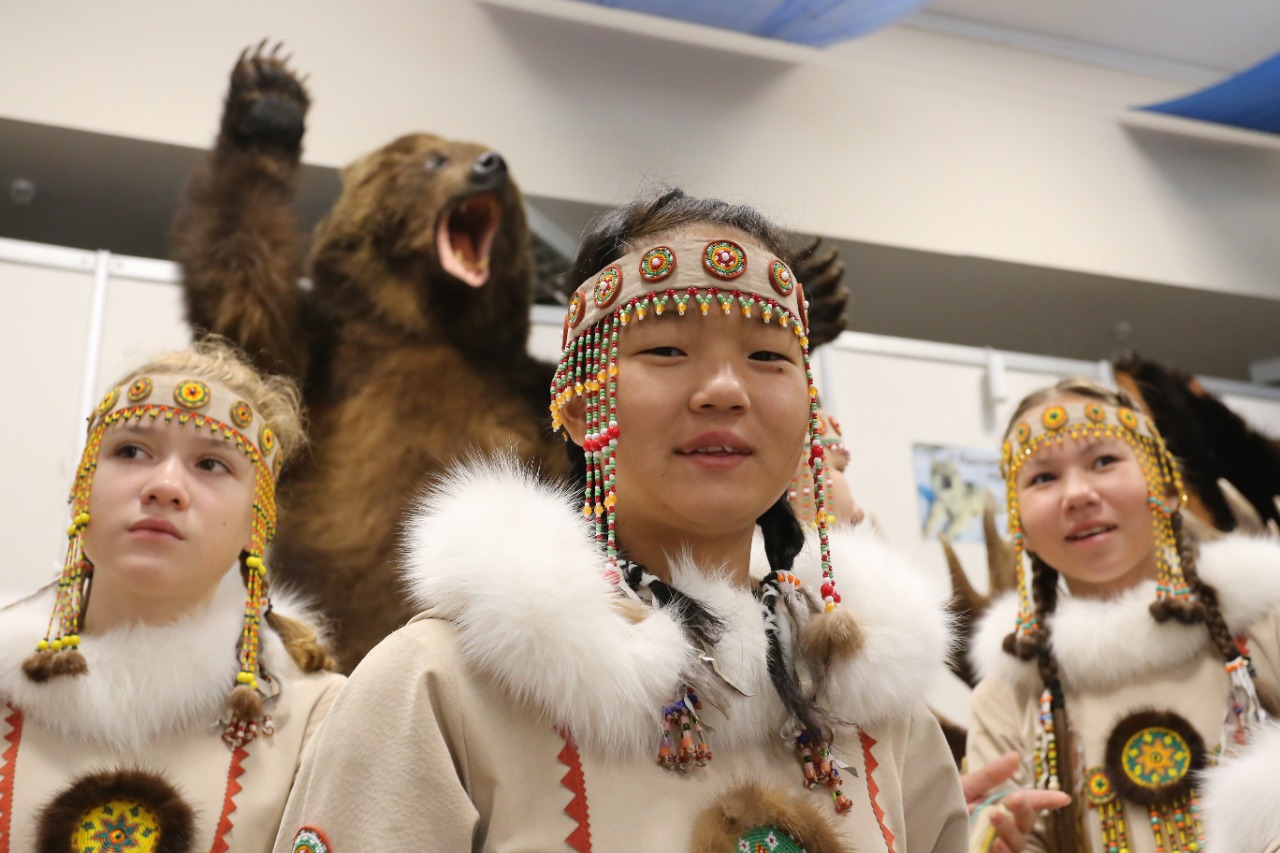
[172, 45, 569, 671]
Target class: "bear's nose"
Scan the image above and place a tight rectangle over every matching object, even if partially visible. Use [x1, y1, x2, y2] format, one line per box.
[472, 151, 507, 182]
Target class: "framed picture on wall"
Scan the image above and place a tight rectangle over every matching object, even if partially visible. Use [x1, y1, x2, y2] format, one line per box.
[913, 443, 1006, 543]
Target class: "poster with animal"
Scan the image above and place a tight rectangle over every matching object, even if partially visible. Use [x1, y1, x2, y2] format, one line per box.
[913, 443, 1006, 542]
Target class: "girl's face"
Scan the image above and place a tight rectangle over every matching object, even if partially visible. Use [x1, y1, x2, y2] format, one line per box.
[602, 242, 810, 547]
[83, 413, 257, 613]
[1014, 395, 1160, 597]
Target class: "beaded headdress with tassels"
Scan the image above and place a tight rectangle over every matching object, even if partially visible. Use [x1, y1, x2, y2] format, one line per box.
[23, 373, 283, 748]
[549, 237, 856, 815]
[1001, 396, 1271, 809]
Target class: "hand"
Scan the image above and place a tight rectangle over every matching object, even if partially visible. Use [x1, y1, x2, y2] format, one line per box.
[963, 752, 1071, 853]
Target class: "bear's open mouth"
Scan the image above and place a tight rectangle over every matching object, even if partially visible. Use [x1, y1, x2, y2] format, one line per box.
[437, 192, 503, 288]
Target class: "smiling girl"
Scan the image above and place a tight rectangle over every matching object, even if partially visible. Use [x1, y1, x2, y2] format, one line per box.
[276, 190, 966, 852]
[966, 379, 1280, 852]
[0, 342, 344, 852]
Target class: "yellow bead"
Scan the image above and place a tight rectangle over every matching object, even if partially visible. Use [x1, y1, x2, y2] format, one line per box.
[37, 640, 49, 651]
[66, 634, 80, 647]
[246, 555, 263, 569]
[237, 671, 254, 684]
[50, 639, 62, 651]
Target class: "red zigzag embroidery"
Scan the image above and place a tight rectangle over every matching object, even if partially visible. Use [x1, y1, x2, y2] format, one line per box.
[209, 745, 248, 853]
[0, 707, 22, 853]
[860, 730, 898, 853]
[557, 730, 592, 853]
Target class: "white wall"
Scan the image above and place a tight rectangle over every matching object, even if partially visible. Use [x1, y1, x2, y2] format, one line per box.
[9, 239, 1280, 722]
[3, 1, 1280, 299]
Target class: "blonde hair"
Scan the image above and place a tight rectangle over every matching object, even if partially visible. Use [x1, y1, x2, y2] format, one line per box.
[110, 337, 306, 467]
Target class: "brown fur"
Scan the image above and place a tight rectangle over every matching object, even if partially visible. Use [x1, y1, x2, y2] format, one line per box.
[1103, 709, 1205, 807]
[37, 769, 196, 853]
[172, 47, 570, 670]
[47, 649, 88, 678]
[690, 780, 850, 853]
[799, 606, 866, 664]
[21, 649, 55, 683]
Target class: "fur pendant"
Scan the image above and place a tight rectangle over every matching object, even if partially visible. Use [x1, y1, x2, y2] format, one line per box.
[1103, 709, 1205, 806]
[970, 534, 1280, 692]
[1200, 720, 1280, 851]
[37, 768, 196, 853]
[400, 456, 953, 759]
[0, 570, 304, 753]
[690, 779, 850, 853]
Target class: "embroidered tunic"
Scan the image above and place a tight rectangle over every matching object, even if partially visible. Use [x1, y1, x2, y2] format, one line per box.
[275, 462, 967, 852]
[0, 575, 344, 852]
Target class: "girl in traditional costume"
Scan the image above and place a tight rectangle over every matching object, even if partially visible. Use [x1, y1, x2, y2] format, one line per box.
[277, 190, 966, 853]
[966, 378, 1280, 852]
[0, 342, 344, 852]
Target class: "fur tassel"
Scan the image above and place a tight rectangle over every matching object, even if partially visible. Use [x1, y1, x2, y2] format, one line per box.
[37, 768, 196, 853]
[1149, 598, 1205, 624]
[48, 649, 89, 678]
[226, 683, 264, 722]
[690, 780, 849, 853]
[21, 649, 55, 683]
[799, 607, 865, 664]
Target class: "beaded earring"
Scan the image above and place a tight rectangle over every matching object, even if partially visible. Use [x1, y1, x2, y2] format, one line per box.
[23, 374, 283, 745]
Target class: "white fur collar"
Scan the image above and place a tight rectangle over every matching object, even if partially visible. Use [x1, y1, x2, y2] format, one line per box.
[0, 570, 301, 752]
[971, 535, 1280, 692]
[401, 457, 952, 759]
[1200, 720, 1280, 851]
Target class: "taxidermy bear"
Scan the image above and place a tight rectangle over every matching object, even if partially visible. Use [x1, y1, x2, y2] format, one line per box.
[172, 44, 569, 670]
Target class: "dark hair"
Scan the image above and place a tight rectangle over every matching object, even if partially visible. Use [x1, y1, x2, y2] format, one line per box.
[567, 187, 816, 732]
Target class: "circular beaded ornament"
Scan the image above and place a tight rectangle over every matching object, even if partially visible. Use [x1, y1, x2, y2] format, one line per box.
[1084, 402, 1107, 423]
[1119, 726, 1193, 790]
[230, 400, 254, 430]
[174, 380, 211, 410]
[639, 246, 676, 282]
[97, 387, 119, 416]
[1040, 405, 1068, 430]
[703, 240, 746, 279]
[1014, 422, 1031, 445]
[259, 423, 277, 456]
[292, 826, 335, 853]
[768, 259, 795, 296]
[736, 826, 806, 853]
[567, 290, 584, 329]
[72, 799, 162, 852]
[1084, 767, 1116, 806]
[593, 265, 623, 309]
[1118, 407, 1140, 431]
[126, 377, 153, 403]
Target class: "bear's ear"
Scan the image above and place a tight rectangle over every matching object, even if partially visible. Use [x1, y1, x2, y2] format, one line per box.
[559, 394, 588, 448]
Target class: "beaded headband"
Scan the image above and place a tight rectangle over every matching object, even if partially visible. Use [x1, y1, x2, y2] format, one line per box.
[549, 237, 841, 612]
[26, 373, 282, 745]
[1001, 398, 1188, 655]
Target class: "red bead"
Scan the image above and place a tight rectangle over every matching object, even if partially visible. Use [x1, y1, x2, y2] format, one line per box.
[820, 582, 834, 598]
[810, 445, 825, 460]
[833, 592, 841, 604]
[607, 424, 620, 439]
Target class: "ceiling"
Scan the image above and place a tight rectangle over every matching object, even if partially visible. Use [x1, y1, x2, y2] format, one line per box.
[908, 0, 1280, 77]
[3, 6, 1279, 382]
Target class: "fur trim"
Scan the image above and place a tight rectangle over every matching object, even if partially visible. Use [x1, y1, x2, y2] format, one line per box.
[797, 524, 955, 727]
[402, 457, 698, 759]
[401, 457, 953, 758]
[799, 607, 865, 664]
[37, 768, 196, 853]
[0, 571, 309, 752]
[969, 534, 1280, 692]
[1200, 721, 1280, 852]
[690, 779, 849, 853]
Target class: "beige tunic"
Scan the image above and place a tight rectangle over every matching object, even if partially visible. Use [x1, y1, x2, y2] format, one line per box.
[0, 577, 344, 852]
[275, 460, 968, 852]
[966, 535, 1280, 853]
